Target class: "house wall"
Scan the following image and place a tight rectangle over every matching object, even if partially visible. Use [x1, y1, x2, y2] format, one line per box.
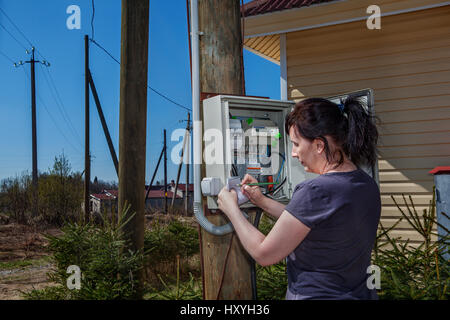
[244, 0, 449, 37]
[284, 5, 450, 245]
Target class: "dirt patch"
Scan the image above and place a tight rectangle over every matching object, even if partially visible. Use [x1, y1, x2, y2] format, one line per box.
[0, 263, 56, 300]
[0, 223, 61, 300]
[0, 223, 61, 262]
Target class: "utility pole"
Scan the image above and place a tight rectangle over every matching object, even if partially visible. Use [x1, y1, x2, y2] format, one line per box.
[164, 129, 168, 214]
[144, 145, 164, 205]
[84, 35, 91, 223]
[171, 113, 190, 209]
[197, 0, 252, 299]
[118, 0, 150, 299]
[185, 112, 191, 215]
[14, 47, 50, 218]
[88, 70, 119, 176]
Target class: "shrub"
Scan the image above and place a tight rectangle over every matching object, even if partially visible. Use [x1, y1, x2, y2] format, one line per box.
[145, 255, 202, 300]
[143, 218, 200, 289]
[144, 219, 199, 265]
[24, 205, 145, 300]
[373, 191, 449, 300]
[256, 214, 287, 300]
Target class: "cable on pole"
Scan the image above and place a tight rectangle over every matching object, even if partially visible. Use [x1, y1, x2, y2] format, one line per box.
[89, 38, 191, 112]
[0, 7, 34, 48]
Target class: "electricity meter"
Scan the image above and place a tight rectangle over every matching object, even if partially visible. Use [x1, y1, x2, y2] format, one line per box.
[202, 95, 316, 209]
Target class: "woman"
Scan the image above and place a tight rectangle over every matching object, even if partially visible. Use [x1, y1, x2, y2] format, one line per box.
[217, 97, 381, 300]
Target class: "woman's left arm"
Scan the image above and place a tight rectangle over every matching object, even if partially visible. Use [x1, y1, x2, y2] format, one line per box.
[217, 187, 311, 267]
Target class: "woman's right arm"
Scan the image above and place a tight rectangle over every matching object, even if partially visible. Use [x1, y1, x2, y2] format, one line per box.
[241, 174, 286, 220]
[257, 196, 286, 220]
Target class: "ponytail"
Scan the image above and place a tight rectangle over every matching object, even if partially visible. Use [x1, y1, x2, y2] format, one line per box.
[341, 97, 378, 168]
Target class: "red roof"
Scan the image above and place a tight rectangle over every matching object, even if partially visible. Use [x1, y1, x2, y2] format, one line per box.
[91, 193, 116, 200]
[176, 184, 194, 192]
[146, 190, 181, 199]
[103, 189, 118, 197]
[241, 0, 337, 17]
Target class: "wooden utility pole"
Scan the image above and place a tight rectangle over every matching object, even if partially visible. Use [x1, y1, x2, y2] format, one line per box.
[88, 70, 119, 177]
[16, 47, 50, 218]
[185, 112, 190, 215]
[84, 35, 91, 222]
[198, 0, 252, 300]
[30, 48, 38, 216]
[118, 0, 150, 299]
[171, 113, 190, 208]
[164, 129, 168, 214]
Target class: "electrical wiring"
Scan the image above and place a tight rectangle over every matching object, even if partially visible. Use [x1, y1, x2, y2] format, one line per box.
[20, 65, 82, 155]
[39, 64, 83, 148]
[0, 21, 28, 51]
[0, 7, 34, 48]
[89, 38, 192, 113]
[0, 49, 15, 64]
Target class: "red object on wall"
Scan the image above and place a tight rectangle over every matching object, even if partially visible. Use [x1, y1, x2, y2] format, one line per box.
[429, 166, 450, 175]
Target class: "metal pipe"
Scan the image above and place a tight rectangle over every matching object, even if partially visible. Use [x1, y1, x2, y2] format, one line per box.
[190, 0, 233, 235]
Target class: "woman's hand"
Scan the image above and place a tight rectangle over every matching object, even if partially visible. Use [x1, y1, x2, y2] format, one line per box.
[240, 174, 265, 206]
[217, 187, 240, 219]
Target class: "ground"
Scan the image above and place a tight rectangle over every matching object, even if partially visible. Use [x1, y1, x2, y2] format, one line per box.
[0, 223, 61, 300]
[0, 213, 197, 300]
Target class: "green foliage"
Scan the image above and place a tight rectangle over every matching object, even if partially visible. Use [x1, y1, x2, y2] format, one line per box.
[0, 172, 32, 223]
[36, 153, 83, 226]
[373, 190, 449, 300]
[0, 256, 51, 271]
[255, 214, 287, 300]
[257, 261, 287, 300]
[24, 205, 145, 300]
[0, 153, 83, 226]
[145, 256, 202, 300]
[144, 219, 199, 265]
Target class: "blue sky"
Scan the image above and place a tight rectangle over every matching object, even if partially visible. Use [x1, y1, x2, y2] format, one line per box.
[0, 0, 280, 184]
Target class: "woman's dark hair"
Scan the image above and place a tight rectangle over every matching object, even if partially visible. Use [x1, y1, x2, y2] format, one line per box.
[285, 96, 378, 168]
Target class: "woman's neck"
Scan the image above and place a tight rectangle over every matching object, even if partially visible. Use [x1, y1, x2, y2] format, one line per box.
[320, 159, 357, 174]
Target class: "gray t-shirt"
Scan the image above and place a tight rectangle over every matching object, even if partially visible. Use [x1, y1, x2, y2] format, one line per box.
[284, 168, 381, 300]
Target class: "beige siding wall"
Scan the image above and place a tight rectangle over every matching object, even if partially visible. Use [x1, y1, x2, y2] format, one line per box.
[244, 0, 448, 37]
[286, 6, 450, 245]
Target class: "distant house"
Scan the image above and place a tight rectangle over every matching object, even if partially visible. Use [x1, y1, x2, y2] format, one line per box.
[145, 189, 183, 210]
[88, 186, 186, 214]
[90, 192, 117, 215]
[169, 180, 194, 198]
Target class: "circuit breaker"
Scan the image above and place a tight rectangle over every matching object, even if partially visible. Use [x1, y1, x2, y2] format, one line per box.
[202, 95, 317, 209]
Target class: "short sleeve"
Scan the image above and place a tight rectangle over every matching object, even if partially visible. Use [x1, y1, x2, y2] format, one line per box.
[284, 181, 333, 229]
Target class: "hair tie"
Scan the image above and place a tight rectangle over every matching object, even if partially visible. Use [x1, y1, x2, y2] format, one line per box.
[337, 103, 345, 113]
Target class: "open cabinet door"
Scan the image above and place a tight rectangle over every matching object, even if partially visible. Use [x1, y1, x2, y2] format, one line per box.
[327, 88, 379, 184]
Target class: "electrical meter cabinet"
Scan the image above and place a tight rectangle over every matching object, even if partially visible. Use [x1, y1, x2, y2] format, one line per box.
[202, 95, 317, 210]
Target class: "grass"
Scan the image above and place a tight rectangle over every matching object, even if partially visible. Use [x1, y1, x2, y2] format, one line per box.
[0, 256, 52, 271]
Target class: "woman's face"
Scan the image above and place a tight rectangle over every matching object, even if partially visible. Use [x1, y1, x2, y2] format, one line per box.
[289, 126, 324, 174]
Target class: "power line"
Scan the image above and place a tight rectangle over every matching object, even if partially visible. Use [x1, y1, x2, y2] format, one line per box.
[21, 65, 82, 154]
[89, 38, 191, 112]
[39, 64, 83, 148]
[0, 21, 28, 51]
[90, 39, 120, 65]
[0, 49, 15, 64]
[0, 7, 33, 48]
[0, 7, 49, 62]
[91, 0, 96, 40]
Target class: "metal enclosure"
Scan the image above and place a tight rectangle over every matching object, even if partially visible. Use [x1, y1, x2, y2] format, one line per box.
[202, 95, 315, 209]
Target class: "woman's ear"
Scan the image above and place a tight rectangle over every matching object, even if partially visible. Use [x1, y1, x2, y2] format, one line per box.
[314, 138, 325, 154]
